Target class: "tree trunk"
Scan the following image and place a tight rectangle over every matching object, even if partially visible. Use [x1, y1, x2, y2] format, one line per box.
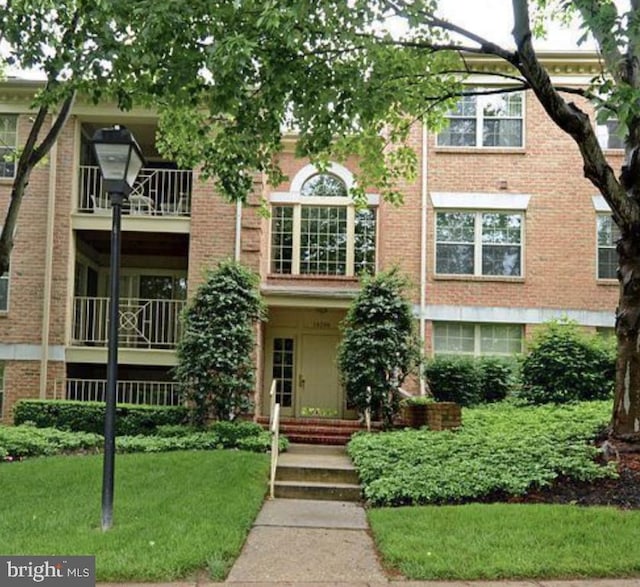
[613, 231, 640, 441]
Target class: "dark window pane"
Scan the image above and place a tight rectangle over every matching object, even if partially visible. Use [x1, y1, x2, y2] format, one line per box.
[436, 244, 474, 274]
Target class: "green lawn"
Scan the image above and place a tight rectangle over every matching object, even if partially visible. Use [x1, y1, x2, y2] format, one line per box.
[369, 503, 640, 580]
[0, 450, 269, 582]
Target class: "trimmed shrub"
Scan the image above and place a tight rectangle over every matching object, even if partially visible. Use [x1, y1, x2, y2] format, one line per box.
[478, 356, 517, 403]
[209, 420, 264, 445]
[338, 269, 420, 427]
[176, 261, 266, 424]
[424, 357, 482, 406]
[13, 400, 188, 436]
[424, 356, 518, 406]
[520, 320, 615, 404]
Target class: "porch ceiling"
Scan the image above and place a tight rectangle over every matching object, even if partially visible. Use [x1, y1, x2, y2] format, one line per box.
[78, 230, 189, 257]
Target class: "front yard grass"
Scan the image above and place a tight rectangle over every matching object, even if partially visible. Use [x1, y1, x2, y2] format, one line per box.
[369, 503, 640, 580]
[0, 450, 269, 582]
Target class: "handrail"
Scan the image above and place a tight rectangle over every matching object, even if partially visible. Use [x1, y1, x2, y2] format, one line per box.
[268, 379, 277, 428]
[269, 380, 280, 499]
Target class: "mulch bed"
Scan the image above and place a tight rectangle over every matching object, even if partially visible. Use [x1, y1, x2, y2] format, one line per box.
[508, 444, 640, 509]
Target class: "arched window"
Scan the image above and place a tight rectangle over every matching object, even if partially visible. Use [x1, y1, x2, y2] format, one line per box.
[300, 173, 348, 198]
[270, 164, 377, 277]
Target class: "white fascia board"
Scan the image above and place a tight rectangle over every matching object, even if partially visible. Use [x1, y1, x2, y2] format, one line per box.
[430, 192, 531, 210]
[417, 304, 614, 328]
[592, 195, 611, 212]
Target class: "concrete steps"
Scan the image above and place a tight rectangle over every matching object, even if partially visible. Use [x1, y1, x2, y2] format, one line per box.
[273, 443, 362, 502]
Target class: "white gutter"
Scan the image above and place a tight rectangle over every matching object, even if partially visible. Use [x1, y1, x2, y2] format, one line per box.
[419, 121, 428, 395]
[235, 200, 242, 262]
[40, 128, 58, 398]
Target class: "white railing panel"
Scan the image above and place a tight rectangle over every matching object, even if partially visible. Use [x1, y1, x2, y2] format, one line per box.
[65, 378, 181, 406]
[78, 165, 192, 217]
[72, 296, 185, 349]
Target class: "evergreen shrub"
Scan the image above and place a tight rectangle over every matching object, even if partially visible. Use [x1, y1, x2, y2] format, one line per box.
[13, 400, 187, 435]
[520, 320, 615, 404]
[424, 356, 517, 406]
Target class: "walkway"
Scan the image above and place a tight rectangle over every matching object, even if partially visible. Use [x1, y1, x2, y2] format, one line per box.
[226, 498, 386, 583]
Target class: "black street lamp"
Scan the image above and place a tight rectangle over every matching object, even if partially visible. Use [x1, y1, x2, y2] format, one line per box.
[92, 125, 144, 531]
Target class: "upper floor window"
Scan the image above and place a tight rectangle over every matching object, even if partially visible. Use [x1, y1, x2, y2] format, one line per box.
[437, 92, 524, 148]
[435, 211, 522, 277]
[596, 119, 624, 150]
[0, 268, 8, 312]
[597, 214, 620, 280]
[0, 115, 17, 179]
[433, 322, 523, 356]
[270, 165, 377, 277]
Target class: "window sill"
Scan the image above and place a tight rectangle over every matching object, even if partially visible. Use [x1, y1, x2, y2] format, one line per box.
[433, 146, 526, 155]
[268, 274, 360, 284]
[596, 278, 619, 286]
[433, 274, 525, 283]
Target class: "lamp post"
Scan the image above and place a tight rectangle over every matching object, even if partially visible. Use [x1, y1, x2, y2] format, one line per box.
[91, 125, 144, 531]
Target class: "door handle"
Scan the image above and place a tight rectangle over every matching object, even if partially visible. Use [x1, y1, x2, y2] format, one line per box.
[298, 374, 305, 389]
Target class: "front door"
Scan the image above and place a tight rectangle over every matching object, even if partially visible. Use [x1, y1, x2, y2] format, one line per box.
[299, 334, 341, 418]
[265, 332, 343, 419]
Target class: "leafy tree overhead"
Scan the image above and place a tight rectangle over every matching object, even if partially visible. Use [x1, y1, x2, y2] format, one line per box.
[175, 262, 266, 425]
[4, 1, 640, 439]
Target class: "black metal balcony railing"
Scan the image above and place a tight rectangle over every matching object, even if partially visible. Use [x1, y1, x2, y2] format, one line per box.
[72, 296, 185, 349]
[78, 166, 192, 216]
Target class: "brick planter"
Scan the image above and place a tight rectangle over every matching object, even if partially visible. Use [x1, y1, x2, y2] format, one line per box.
[402, 402, 462, 430]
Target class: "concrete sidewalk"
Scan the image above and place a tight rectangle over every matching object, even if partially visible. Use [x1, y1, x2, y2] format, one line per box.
[226, 499, 386, 583]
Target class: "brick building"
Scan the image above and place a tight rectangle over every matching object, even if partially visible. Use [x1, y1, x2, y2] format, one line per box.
[0, 52, 621, 423]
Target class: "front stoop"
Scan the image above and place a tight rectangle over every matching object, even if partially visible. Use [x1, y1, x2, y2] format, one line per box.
[273, 443, 362, 502]
[256, 416, 383, 445]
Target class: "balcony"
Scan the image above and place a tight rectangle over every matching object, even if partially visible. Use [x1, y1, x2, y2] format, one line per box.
[78, 166, 192, 217]
[72, 297, 185, 349]
[65, 378, 181, 406]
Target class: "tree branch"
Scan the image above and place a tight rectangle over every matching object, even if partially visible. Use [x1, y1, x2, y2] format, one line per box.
[510, 0, 635, 228]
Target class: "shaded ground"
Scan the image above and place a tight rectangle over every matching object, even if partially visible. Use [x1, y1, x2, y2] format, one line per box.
[509, 444, 640, 509]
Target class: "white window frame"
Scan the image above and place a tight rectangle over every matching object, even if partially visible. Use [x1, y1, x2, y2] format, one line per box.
[433, 322, 524, 356]
[596, 214, 620, 280]
[269, 163, 379, 277]
[436, 91, 525, 149]
[596, 119, 624, 150]
[0, 114, 18, 180]
[434, 209, 524, 278]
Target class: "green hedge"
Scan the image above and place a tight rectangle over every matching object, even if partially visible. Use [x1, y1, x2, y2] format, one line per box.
[520, 320, 615, 404]
[13, 400, 188, 436]
[1, 423, 287, 461]
[424, 356, 517, 406]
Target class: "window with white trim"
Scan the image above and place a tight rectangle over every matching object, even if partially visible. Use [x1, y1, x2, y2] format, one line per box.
[437, 92, 524, 148]
[0, 267, 8, 312]
[596, 119, 624, 150]
[597, 214, 620, 280]
[0, 115, 17, 179]
[435, 211, 522, 277]
[270, 170, 376, 276]
[433, 322, 523, 356]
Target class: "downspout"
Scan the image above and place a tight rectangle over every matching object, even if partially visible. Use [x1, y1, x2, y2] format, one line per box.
[40, 126, 58, 399]
[419, 120, 428, 395]
[235, 200, 242, 262]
